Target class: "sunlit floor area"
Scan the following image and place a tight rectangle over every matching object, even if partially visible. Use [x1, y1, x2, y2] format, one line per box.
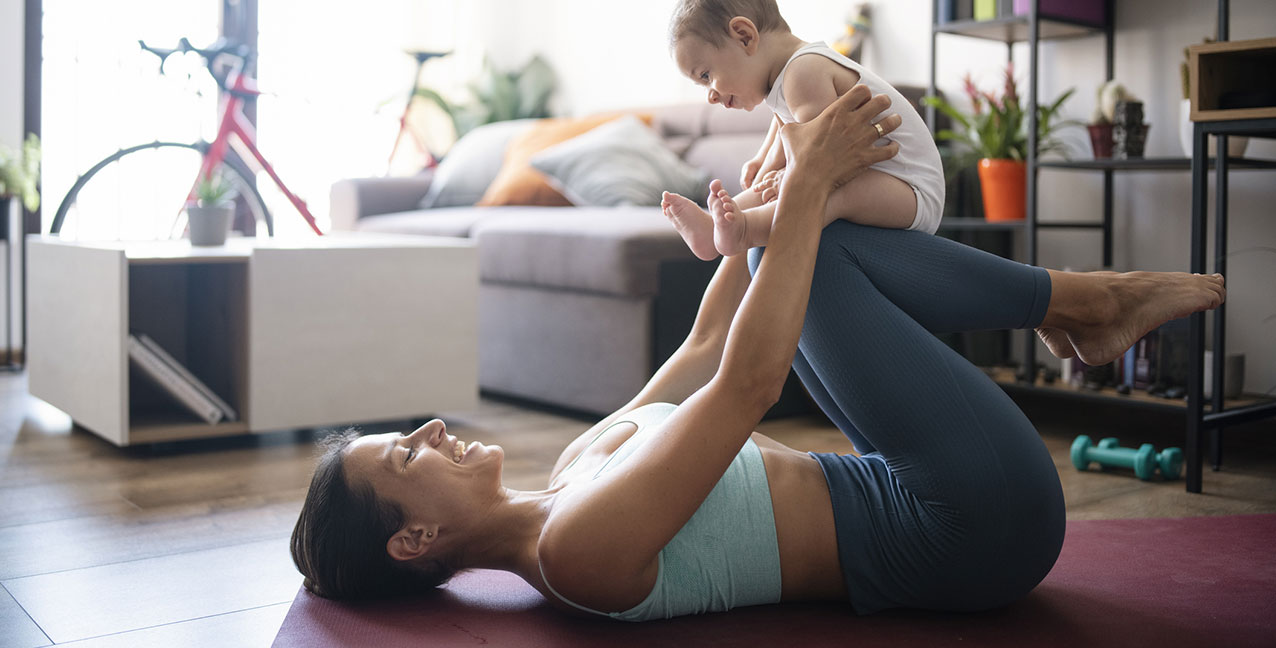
[2, 370, 1273, 647]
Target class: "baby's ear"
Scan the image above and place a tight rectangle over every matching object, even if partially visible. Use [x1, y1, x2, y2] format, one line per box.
[728, 16, 760, 53]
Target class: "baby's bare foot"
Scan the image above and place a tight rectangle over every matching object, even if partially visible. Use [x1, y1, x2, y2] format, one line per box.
[710, 182, 750, 257]
[1068, 272, 1225, 366]
[663, 191, 719, 261]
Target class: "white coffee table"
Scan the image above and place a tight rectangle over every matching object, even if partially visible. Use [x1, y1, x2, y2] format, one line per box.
[26, 233, 478, 445]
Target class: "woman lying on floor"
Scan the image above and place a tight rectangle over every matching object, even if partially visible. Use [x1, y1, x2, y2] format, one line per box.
[291, 85, 1225, 619]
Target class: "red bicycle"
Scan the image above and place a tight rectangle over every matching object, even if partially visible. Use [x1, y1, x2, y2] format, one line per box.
[52, 37, 323, 238]
[385, 49, 450, 175]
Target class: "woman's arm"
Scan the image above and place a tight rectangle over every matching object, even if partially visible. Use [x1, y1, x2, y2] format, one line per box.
[549, 251, 751, 480]
[542, 86, 902, 610]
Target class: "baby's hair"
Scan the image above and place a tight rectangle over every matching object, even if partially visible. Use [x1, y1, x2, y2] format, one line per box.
[669, 0, 791, 50]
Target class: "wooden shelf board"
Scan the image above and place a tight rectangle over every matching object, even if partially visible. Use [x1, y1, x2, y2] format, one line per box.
[937, 217, 1023, 231]
[1039, 157, 1276, 171]
[128, 417, 250, 444]
[985, 366, 1274, 413]
[934, 16, 1104, 43]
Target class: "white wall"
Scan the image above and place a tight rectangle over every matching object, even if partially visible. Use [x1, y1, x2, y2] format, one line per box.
[467, 0, 1276, 399]
[1, 0, 24, 353]
[8, 0, 1274, 394]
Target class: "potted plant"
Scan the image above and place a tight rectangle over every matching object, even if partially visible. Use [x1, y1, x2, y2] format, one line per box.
[924, 64, 1076, 222]
[1085, 81, 1133, 158]
[0, 133, 41, 214]
[415, 55, 556, 143]
[187, 170, 238, 246]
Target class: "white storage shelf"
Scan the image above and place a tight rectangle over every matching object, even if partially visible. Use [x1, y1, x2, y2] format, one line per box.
[26, 235, 478, 445]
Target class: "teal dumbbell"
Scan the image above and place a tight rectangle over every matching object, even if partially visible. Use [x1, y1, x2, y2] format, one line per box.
[1070, 435, 1184, 481]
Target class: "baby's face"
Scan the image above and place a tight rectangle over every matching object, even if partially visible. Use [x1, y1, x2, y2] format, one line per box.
[673, 36, 769, 111]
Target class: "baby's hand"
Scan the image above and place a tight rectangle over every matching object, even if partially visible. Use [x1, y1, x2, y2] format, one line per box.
[752, 169, 785, 204]
[740, 157, 764, 190]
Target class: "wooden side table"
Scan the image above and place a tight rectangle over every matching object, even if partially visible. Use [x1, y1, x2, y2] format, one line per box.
[25, 234, 478, 445]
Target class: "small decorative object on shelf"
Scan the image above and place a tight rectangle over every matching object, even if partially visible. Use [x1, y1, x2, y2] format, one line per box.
[1112, 100, 1149, 159]
[924, 64, 1076, 222]
[1010, 0, 1107, 26]
[831, 4, 871, 62]
[188, 170, 238, 246]
[1087, 81, 1134, 158]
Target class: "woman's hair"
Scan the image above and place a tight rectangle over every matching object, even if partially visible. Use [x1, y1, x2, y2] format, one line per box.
[290, 428, 456, 599]
[668, 0, 791, 50]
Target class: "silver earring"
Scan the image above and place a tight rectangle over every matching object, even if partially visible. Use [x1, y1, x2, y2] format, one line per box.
[426, 531, 433, 538]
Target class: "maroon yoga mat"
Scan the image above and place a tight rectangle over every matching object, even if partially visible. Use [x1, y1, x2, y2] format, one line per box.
[274, 514, 1276, 647]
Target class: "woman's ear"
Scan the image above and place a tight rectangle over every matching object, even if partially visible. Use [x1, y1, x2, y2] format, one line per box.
[386, 523, 439, 562]
[728, 17, 760, 54]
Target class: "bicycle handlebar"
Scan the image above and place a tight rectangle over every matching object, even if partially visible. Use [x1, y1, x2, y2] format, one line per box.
[138, 37, 254, 87]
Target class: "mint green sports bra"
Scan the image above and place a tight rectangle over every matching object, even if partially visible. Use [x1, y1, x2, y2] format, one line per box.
[540, 402, 782, 621]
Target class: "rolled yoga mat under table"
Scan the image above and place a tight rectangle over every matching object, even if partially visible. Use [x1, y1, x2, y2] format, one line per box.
[273, 514, 1275, 647]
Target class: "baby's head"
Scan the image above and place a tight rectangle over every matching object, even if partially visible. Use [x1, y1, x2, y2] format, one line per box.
[669, 0, 792, 111]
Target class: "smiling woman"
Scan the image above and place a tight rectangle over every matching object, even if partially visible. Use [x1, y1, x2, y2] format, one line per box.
[290, 429, 459, 599]
[289, 84, 1226, 620]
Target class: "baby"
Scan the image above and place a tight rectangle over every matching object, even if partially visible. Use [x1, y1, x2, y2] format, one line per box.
[662, 0, 945, 261]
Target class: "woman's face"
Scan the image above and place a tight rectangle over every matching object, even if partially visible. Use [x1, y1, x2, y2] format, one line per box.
[341, 419, 505, 530]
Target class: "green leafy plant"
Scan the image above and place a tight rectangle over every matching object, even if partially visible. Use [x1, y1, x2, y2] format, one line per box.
[194, 170, 238, 207]
[415, 55, 556, 139]
[0, 133, 41, 212]
[924, 64, 1078, 161]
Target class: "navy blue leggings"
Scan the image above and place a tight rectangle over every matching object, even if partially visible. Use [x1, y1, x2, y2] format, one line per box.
[747, 222, 1065, 614]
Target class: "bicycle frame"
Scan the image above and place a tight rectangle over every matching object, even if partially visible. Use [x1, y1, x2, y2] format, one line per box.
[195, 53, 323, 235]
[386, 50, 450, 174]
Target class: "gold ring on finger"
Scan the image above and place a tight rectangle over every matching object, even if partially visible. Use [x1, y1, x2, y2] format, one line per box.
[873, 122, 885, 138]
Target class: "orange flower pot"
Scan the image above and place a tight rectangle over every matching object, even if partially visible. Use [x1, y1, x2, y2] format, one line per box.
[977, 158, 1026, 222]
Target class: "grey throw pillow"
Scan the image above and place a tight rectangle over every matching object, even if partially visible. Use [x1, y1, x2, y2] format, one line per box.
[419, 118, 538, 209]
[529, 116, 709, 207]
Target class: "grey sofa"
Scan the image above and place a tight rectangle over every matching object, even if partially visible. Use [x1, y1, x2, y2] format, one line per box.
[331, 104, 775, 414]
[331, 90, 939, 415]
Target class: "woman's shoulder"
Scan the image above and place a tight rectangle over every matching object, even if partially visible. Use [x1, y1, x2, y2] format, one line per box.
[536, 489, 661, 614]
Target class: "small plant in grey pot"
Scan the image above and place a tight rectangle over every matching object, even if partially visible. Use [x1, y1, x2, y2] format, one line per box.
[188, 171, 238, 246]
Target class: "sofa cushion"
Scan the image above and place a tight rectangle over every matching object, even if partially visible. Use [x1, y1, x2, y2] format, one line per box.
[683, 133, 768, 197]
[419, 119, 538, 209]
[476, 113, 650, 207]
[472, 207, 698, 297]
[530, 116, 709, 207]
[354, 206, 525, 238]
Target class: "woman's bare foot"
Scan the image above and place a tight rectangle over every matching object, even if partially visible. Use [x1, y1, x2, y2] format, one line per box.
[710, 180, 750, 257]
[662, 191, 718, 261]
[1036, 270, 1118, 360]
[1045, 271, 1226, 366]
[1035, 328, 1076, 359]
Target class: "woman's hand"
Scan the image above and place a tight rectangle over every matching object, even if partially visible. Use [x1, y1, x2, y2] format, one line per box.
[777, 85, 901, 195]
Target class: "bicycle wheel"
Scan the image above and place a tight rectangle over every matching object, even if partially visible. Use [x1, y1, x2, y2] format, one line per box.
[52, 141, 272, 239]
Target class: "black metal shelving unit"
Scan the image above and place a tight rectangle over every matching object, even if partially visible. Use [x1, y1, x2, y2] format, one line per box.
[930, 0, 1275, 493]
[1185, 1, 1276, 493]
[928, 0, 1115, 386]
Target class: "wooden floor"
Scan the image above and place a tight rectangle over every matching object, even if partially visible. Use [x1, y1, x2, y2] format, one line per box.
[1, 370, 1273, 647]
